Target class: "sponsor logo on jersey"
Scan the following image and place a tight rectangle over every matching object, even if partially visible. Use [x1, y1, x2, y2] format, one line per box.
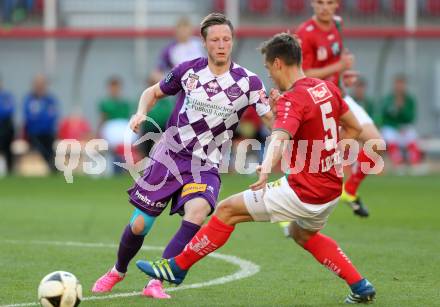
[181, 183, 207, 197]
[317, 46, 328, 61]
[186, 73, 199, 91]
[135, 190, 166, 208]
[307, 83, 333, 104]
[327, 34, 335, 40]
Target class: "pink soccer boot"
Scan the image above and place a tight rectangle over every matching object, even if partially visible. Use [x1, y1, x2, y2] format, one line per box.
[142, 279, 171, 299]
[92, 270, 125, 293]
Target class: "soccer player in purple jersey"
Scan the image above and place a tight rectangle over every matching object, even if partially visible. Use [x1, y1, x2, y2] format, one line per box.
[92, 13, 274, 299]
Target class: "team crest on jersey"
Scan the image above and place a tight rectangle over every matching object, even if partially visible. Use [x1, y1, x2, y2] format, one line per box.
[186, 73, 199, 91]
[226, 85, 242, 99]
[317, 46, 328, 61]
[307, 83, 333, 104]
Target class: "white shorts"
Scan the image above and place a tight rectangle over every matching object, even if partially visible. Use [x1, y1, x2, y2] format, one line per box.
[381, 125, 419, 147]
[243, 177, 339, 231]
[344, 95, 373, 126]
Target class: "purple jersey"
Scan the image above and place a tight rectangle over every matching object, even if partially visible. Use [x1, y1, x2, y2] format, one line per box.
[158, 57, 270, 167]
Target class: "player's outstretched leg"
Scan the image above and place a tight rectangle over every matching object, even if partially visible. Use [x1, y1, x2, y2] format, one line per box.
[142, 200, 204, 298]
[137, 193, 250, 284]
[92, 209, 156, 293]
[136, 215, 235, 284]
[289, 222, 376, 303]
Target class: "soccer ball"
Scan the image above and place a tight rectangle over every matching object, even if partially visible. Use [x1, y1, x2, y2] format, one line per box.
[38, 271, 82, 307]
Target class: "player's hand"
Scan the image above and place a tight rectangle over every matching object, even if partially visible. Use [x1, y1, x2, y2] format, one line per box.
[340, 49, 355, 71]
[260, 88, 281, 113]
[342, 70, 359, 88]
[129, 113, 147, 133]
[250, 165, 269, 191]
[268, 88, 281, 113]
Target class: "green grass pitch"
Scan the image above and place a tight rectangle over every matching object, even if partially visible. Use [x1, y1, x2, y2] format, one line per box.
[1, 174, 440, 306]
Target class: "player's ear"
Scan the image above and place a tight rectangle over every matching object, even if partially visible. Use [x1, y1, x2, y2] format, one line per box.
[274, 58, 282, 70]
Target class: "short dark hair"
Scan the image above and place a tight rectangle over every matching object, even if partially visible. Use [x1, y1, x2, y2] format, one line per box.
[260, 33, 302, 66]
[200, 13, 234, 40]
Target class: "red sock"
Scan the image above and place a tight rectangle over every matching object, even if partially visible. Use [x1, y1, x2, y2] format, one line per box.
[344, 149, 374, 196]
[175, 216, 235, 270]
[303, 232, 363, 286]
[407, 142, 422, 165]
[388, 143, 403, 166]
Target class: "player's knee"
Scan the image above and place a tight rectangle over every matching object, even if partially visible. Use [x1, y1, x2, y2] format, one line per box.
[129, 209, 156, 236]
[290, 224, 313, 247]
[215, 199, 235, 224]
[184, 209, 209, 225]
[130, 217, 145, 235]
[183, 199, 211, 225]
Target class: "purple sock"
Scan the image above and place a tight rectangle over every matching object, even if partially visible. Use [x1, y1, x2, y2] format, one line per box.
[162, 220, 201, 258]
[115, 225, 145, 273]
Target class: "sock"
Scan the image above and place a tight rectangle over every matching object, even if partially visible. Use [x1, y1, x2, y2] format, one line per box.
[387, 142, 403, 166]
[162, 220, 201, 259]
[303, 232, 363, 286]
[174, 216, 235, 270]
[407, 142, 422, 165]
[344, 149, 374, 196]
[115, 224, 145, 273]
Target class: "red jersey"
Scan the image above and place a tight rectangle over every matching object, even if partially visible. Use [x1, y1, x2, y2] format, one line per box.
[296, 17, 344, 87]
[273, 77, 349, 204]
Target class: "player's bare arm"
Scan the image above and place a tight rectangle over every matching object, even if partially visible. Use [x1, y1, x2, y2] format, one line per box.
[260, 88, 281, 116]
[304, 49, 354, 80]
[340, 109, 362, 140]
[250, 130, 290, 191]
[261, 111, 274, 130]
[130, 82, 167, 133]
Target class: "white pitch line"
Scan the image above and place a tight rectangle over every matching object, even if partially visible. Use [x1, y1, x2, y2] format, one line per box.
[1, 240, 260, 307]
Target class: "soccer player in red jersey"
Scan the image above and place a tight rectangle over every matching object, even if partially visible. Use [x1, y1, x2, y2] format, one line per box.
[295, 0, 384, 217]
[137, 33, 376, 304]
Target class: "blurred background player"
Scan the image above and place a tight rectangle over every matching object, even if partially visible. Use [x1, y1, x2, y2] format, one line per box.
[381, 73, 423, 174]
[139, 76, 175, 157]
[0, 77, 16, 175]
[351, 76, 375, 121]
[136, 33, 376, 304]
[97, 76, 132, 131]
[149, 16, 205, 84]
[97, 76, 135, 175]
[92, 13, 273, 299]
[23, 74, 59, 173]
[294, 0, 384, 218]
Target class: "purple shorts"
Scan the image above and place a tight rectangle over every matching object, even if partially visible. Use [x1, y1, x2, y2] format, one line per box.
[127, 150, 221, 217]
